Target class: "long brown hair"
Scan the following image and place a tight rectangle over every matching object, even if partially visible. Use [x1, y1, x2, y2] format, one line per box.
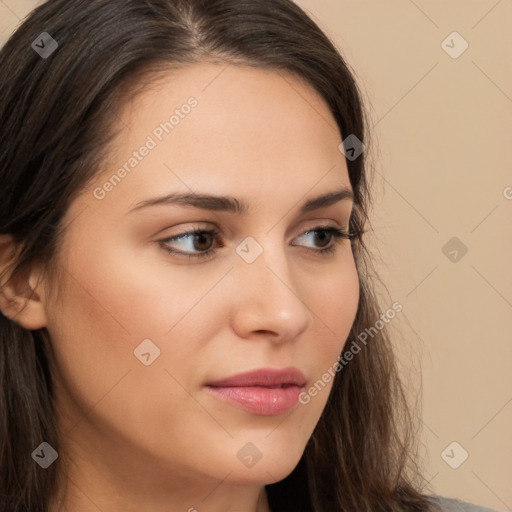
[0, 1, 437, 510]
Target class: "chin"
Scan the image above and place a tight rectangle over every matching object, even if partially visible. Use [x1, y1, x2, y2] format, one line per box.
[226, 448, 305, 486]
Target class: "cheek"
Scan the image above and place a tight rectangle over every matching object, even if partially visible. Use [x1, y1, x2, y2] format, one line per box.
[54, 225, 226, 344]
[312, 254, 360, 359]
[294, 255, 359, 415]
[44, 235, 210, 428]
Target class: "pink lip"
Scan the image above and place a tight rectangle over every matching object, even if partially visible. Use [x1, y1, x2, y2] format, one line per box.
[206, 367, 306, 388]
[204, 367, 306, 416]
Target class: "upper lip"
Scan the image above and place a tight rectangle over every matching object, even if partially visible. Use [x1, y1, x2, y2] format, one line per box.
[206, 367, 306, 388]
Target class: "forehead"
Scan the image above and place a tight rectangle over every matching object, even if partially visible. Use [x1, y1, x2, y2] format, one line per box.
[79, 62, 351, 217]
[114, 61, 342, 156]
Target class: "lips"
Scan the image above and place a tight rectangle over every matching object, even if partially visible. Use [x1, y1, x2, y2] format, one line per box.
[205, 367, 307, 388]
[204, 367, 307, 415]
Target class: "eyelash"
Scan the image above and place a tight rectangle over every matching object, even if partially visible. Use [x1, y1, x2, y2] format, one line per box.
[159, 225, 355, 262]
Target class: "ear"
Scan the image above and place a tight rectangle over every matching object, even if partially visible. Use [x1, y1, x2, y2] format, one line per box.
[0, 234, 48, 330]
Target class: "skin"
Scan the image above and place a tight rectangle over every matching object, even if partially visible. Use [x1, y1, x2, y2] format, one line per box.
[0, 63, 359, 512]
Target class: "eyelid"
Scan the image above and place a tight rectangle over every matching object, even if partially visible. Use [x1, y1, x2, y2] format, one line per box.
[158, 217, 350, 239]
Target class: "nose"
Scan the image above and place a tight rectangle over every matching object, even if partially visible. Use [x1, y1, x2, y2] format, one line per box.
[229, 238, 313, 344]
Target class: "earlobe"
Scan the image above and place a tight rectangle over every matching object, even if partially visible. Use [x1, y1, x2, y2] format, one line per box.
[0, 234, 48, 331]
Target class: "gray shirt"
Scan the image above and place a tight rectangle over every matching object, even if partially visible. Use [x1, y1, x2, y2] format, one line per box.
[432, 496, 500, 511]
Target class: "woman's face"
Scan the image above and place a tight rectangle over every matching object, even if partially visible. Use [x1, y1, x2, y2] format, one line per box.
[37, 63, 359, 505]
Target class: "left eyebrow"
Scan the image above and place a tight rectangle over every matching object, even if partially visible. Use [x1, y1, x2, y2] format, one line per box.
[128, 187, 354, 215]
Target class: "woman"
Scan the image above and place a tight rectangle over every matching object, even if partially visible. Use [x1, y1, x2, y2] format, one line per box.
[0, 1, 499, 511]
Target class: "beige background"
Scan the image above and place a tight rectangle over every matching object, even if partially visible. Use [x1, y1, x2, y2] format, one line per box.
[1, 0, 511, 510]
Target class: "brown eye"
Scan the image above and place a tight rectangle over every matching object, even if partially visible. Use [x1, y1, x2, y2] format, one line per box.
[293, 226, 351, 255]
[160, 229, 221, 260]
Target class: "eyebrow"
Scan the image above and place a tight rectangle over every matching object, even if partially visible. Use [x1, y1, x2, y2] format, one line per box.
[128, 187, 354, 215]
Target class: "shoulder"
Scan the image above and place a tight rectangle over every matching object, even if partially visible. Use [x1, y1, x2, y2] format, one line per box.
[429, 495, 501, 512]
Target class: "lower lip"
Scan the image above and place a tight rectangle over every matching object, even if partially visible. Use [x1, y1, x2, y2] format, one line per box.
[204, 385, 304, 415]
